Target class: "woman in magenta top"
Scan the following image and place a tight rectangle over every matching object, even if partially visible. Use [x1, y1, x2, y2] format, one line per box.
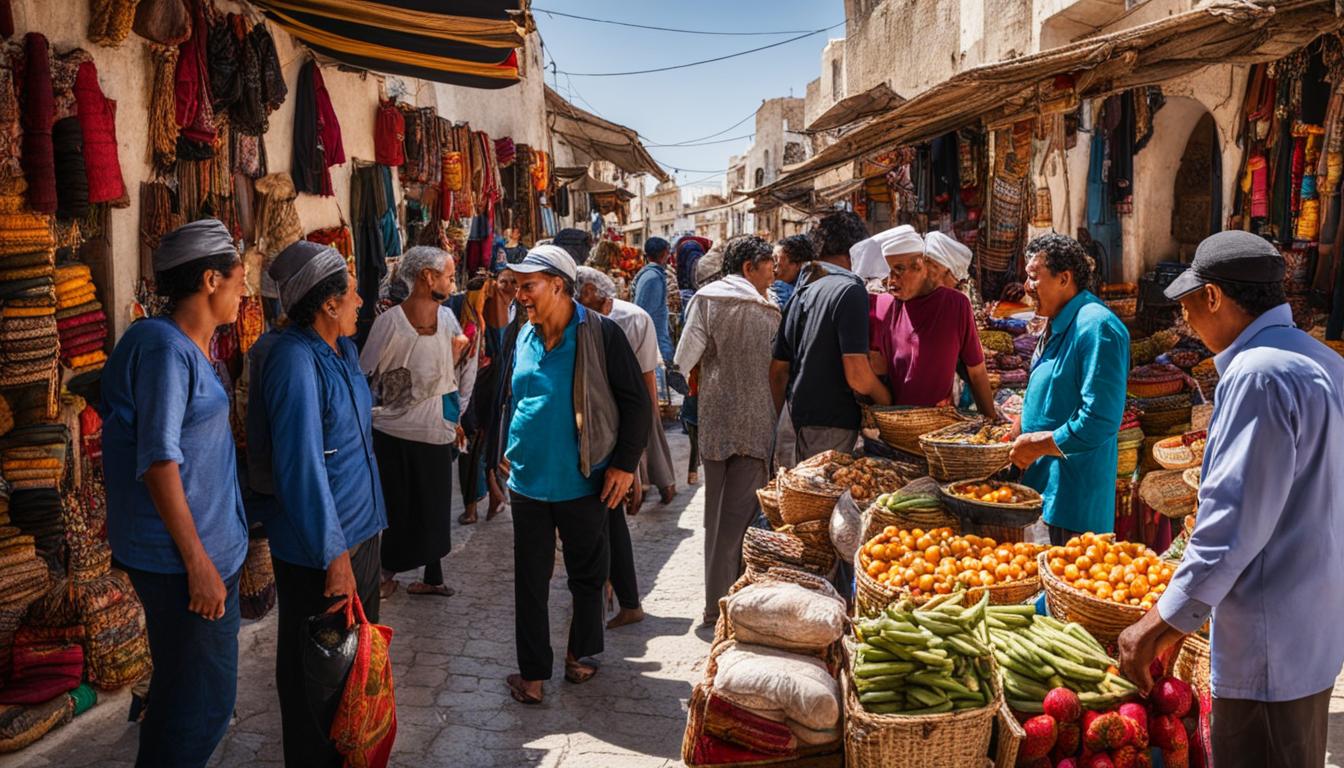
[872, 228, 998, 416]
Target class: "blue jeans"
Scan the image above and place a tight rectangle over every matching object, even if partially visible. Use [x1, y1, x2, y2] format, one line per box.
[123, 564, 241, 768]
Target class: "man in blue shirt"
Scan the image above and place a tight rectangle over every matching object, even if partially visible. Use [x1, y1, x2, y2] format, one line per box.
[771, 233, 811, 308]
[632, 237, 674, 368]
[1119, 231, 1344, 768]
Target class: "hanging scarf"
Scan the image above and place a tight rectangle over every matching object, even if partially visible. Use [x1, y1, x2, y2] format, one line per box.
[208, 12, 241, 114]
[73, 60, 125, 205]
[291, 59, 342, 196]
[20, 33, 56, 214]
[173, 0, 215, 145]
[147, 43, 180, 172]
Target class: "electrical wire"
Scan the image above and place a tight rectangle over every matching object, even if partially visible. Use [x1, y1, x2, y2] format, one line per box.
[645, 132, 754, 148]
[533, 7, 827, 36]
[638, 105, 762, 147]
[555, 22, 844, 77]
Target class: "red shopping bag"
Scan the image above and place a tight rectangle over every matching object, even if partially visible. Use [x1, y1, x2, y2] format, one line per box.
[328, 595, 396, 768]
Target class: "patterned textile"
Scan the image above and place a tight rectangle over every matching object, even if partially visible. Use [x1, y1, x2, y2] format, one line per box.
[330, 596, 396, 768]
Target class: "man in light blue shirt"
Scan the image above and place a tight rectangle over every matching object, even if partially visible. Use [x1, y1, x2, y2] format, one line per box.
[1119, 231, 1344, 768]
[632, 237, 674, 366]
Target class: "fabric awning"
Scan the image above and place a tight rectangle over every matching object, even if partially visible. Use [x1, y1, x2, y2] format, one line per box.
[804, 82, 906, 134]
[761, 0, 1343, 197]
[253, 0, 530, 89]
[546, 86, 669, 182]
[563, 173, 633, 197]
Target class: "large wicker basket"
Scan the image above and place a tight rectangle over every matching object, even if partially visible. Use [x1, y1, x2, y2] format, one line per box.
[778, 471, 843, 526]
[992, 701, 1026, 768]
[967, 575, 1042, 607]
[1038, 551, 1146, 644]
[1152, 432, 1205, 471]
[841, 645, 1002, 768]
[918, 429, 1013, 482]
[853, 563, 905, 618]
[758, 482, 784, 529]
[1171, 633, 1211, 696]
[864, 405, 965, 456]
[1116, 435, 1144, 477]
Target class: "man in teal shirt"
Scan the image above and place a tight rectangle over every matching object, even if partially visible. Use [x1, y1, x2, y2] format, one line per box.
[1010, 233, 1130, 543]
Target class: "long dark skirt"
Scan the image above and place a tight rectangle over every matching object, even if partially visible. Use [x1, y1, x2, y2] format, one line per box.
[373, 429, 454, 573]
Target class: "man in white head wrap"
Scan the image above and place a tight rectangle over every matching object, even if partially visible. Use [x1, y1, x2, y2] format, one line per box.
[923, 230, 973, 288]
[869, 226, 999, 420]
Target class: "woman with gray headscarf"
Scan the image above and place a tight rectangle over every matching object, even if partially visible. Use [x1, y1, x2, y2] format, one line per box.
[101, 218, 249, 767]
[246, 239, 387, 767]
[359, 246, 468, 599]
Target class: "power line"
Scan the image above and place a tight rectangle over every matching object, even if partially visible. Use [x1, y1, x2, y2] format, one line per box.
[555, 22, 844, 77]
[645, 132, 754, 148]
[533, 7, 830, 36]
[638, 105, 762, 148]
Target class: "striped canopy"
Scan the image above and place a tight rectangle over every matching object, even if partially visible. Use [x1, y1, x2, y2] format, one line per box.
[253, 0, 531, 89]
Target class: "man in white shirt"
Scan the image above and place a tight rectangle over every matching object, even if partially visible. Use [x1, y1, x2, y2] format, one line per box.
[575, 266, 678, 629]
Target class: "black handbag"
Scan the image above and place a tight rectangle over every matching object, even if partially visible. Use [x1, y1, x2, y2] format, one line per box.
[302, 609, 358, 731]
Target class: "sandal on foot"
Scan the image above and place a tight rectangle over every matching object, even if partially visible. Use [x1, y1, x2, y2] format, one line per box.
[379, 579, 399, 599]
[564, 657, 600, 684]
[406, 582, 455, 597]
[458, 510, 478, 525]
[507, 674, 543, 705]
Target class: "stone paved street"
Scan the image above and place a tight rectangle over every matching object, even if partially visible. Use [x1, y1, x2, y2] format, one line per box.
[9, 425, 1344, 767]
[10, 429, 712, 768]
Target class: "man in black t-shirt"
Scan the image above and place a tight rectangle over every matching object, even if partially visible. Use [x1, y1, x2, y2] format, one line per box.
[770, 212, 891, 463]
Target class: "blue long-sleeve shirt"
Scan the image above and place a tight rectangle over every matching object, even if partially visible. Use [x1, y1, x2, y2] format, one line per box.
[1157, 304, 1344, 701]
[1021, 291, 1130, 533]
[251, 326, 387, 569]
[632, 262, 673, 363]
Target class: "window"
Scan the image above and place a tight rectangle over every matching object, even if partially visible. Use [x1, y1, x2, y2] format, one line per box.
[754, 168, 765, 187]
[657, 202, 663, 213]
[764, 149, 771, 173]
[831, 59, 843, 100]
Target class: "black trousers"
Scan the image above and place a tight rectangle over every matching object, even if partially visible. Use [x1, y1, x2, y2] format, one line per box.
[512, 492, 609, 681]
[272, 535, 381, 768]
[1048, 525, 1084, 546]
[1212, 687, 1331, 768]
[608, 506, 640, 610]
[123, 565, 241, 768]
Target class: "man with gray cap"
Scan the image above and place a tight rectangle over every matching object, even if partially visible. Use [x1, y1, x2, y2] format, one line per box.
[632, 236, 674, 372]
[495, 246, 650, 705]
[1119, 230, 1344, 768]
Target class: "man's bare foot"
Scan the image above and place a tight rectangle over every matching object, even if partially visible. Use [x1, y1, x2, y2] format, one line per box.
[606, 607, 644, 630]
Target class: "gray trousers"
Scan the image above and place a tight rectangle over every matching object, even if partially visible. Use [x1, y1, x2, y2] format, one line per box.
[772, 405, 796, 472]
[795, 426, 860, 463]
[640, 407, 676, 490]
[702, 455, 768, 621]
[1212, 687, 1331, 768]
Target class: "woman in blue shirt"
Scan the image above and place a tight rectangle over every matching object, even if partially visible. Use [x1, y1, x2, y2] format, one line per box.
[101, 219, 249, 768]
[1010, 234, 1129, 543]
[249, 240, 387, 767]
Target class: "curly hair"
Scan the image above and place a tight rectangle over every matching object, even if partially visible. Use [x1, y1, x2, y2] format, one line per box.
[775, 233, 814, 265]
[809, 210, 868, 260]
[722, 235, 774, 278]
[1211, 278, 1286, 317]
[286, 272, 350, 328]
[154, 253, 241, 312]
[1026, 233, 1094, 292]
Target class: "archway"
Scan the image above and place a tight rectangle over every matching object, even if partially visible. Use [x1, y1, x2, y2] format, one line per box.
[1171, 112, 1220, 262]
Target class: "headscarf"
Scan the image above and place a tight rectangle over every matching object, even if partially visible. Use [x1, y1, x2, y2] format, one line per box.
[923, 231, 972, 282]
[268, 239, 345, 314]
[875, 225, 924, 256]
[848, 237, 890, 281]
[153, 218, 236, 273]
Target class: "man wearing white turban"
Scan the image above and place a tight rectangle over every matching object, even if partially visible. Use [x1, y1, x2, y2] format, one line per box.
[871, 229, 998, 418]
[923, 230, 973, 287]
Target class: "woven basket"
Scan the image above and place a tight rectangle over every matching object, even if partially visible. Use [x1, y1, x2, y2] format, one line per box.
[1138, 408, 1191, 437]
[778, 472, 842, 526]
[865, 406, 964, 456]
[744, 528, 807, 572]
[841, 645, 1001, 768]
[1038, 551, 1145, 644]
[1152, 432, 1205, 471]
[1190, 402, 1213, 431]
[918, 431, 1013, 482]
[938, 481, 1042, 529]
[967, 575, 1042, 607]
[681, 683, 844, 768]
[1139, 470, 1197, 519]
[1116, 437, 1142, 477]
[757, 483, 784, 529]
[1182, 467, 1201, 494]
[854, 563, 906, 617]
[788, 519, 836, 564]
[1172, 633, 1211, 696]
[993, 700, 1026, 768]
[966, 520, 1035, 544]
[1127, 376, 1186, 399]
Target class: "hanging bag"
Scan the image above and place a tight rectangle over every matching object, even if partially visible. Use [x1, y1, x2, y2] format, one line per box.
[132, 0, 191, 46]
[329, 594, 396, 768]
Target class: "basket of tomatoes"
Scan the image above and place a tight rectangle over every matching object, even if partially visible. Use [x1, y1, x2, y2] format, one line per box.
[854, 527, 1045, 615]
[938, 480, 1042, 529]
[1038, 532, 1175, 643]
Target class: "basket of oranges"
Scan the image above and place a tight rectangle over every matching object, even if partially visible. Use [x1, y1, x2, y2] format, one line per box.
[855, 527, 1045, 616]
[1038, 533, 1174, 643]
[938, 480, 1042, 529]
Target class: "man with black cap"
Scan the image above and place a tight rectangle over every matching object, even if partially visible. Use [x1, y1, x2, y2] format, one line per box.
[632, 236, 674, 373]
[1119, 230, 1344, 768]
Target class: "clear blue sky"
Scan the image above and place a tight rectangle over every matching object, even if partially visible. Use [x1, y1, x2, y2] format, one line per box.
[533, 1, 844, 197]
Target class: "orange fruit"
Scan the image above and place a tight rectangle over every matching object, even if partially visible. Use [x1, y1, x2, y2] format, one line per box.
[1024, 561, 1038, 575]
[1076, 555, 1094, 570]
[918, 574, 935, 592]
